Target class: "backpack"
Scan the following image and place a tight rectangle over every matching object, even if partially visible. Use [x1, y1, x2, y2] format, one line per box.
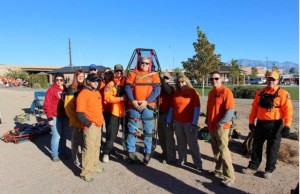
[242, 132, 254, 158]
[198, 126, 211, 141]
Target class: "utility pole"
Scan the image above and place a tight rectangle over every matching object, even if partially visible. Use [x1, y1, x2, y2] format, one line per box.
[266, 57, 268, 69]
[172, 57, 174, 70]
[69, 38, 72, 67]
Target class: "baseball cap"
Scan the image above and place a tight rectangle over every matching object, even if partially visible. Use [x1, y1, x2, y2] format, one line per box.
[266, 71, 279, 79]
[89, 64, 97, 70]
[114, 64, 123, 71]
[163, 71, 172, 79]
[86, 73, 100, 82]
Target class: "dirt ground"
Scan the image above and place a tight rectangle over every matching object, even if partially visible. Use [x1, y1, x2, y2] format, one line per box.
[0, 87, 298, 194]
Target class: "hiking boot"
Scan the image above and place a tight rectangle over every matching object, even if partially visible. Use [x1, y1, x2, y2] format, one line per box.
[176, 161, 185, 167]
[195, 162, 203, 171]
[160, 159, 167, 164]
[128, 152, 138, 162]
[263, 171, 272, 179]
[214, 171, 223, 178]
[94, 167, 104, 173]
[241, 168, 257, 175]
[143, 154, 151, 165]
[208, 170, 223, 178]
[167, 160, 177, 165]
[221, 179, 234, 187]
[102, 154, 109, 163]
[59, 154, 70, 161]
[81, 175, 93, 182]
[52, 156, 60, 162]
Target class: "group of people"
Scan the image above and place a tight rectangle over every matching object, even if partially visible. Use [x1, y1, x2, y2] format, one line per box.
[43, 59, 293, 186]
[0, 77, 27, 87]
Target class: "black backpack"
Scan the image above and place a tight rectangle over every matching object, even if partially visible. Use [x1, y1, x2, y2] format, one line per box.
[242, 132, 254, 158]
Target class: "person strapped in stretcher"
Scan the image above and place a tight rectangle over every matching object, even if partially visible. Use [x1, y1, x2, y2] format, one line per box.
[124, 56, 161, 165]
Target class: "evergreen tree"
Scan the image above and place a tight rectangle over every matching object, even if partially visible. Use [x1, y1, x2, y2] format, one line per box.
[251, 67, 258, 78]
[181, 26, 220, 95]
[229, 59, 241, 85]
[289, 67, 295, 74]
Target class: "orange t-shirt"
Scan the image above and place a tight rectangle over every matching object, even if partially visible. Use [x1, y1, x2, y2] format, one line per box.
[172, 87, 200, 123]
[249, 85, 293, 126]
[207, 85, 235, 131]
[76, 88, 104, 128]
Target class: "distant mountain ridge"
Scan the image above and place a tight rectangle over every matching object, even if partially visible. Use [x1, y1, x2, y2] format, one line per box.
[226, 59, 299, 72]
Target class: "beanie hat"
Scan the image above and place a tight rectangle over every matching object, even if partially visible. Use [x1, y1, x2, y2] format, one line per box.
[54, 72, 64, 80]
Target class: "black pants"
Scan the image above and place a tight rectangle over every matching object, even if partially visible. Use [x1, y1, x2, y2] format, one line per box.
[103, 114, 122, 155]
[248, 119, 283, 172]
[100, 111, 111, 151]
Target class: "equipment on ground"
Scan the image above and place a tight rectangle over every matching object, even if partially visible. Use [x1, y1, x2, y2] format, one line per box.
[2, 121, 50, 144]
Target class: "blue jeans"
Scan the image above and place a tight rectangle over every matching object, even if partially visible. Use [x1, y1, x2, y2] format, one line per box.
[126, 108, 154, 154]
[50, 117, 69, 158]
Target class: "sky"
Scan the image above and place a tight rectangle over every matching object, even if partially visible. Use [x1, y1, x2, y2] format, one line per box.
[0, 0, 298, 70]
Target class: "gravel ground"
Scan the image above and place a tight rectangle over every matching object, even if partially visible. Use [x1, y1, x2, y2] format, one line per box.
[0, 87, 298, 194]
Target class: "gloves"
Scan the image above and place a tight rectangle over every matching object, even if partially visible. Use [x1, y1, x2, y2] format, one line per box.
[249, 124, 255, 132]
[281, 126, 290, 138]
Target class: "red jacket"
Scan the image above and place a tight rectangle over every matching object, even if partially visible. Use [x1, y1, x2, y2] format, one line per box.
[44, 84, 67, 118]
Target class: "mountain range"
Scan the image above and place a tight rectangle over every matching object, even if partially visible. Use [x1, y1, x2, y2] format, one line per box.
[226, 59, 299, 72]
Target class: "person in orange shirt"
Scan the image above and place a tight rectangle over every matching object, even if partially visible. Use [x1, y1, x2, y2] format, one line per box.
[76, 73, 104, 182]
[98, 68, 114, 153]
[166, 74, 202, 170]
[242, 70, 293, 179]
[102, 64, 126, 163]
[206, 71, 235, 187]
[158, 71, 176, 164]
[125, 57, 161, 164]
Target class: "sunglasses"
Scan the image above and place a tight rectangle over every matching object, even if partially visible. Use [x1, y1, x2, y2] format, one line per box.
[104, 72, 113, 75]
[267, 77, 276, 81]
[210, 77, 220, 81]
[90, 69, 97, 71]
[141, 62, 149, 65]
[55, 78, 64, 82]
[164, 76, 170, 80]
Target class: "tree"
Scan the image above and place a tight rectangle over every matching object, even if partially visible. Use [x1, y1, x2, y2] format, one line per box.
[181, 26, 220, 95]
[229, 59, 241, 85]
[251, 67, 258, 78]
[4, 68, 29, 79]
[173, 67, 184, 77]
[289, 67, 296, 74]
[272, 63, 278, 71]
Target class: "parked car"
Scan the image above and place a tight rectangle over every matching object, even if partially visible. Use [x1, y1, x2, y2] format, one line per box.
[249, 77, 266, 85]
